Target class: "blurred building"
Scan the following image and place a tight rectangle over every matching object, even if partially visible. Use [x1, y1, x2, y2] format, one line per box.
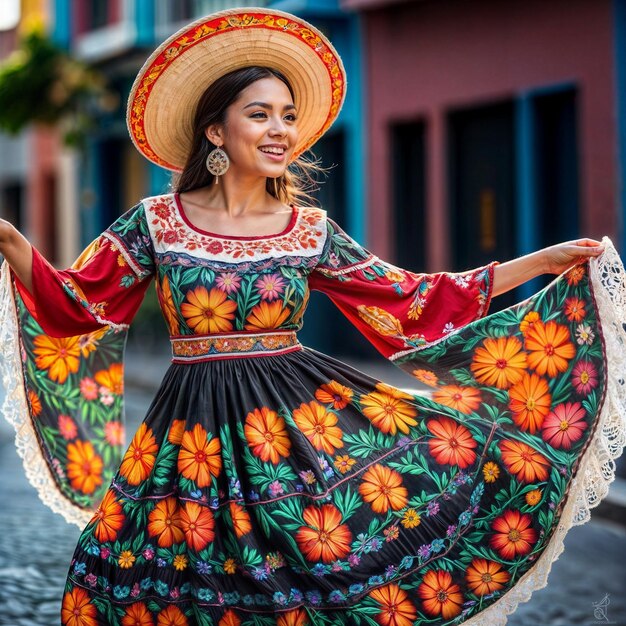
[343, 0, 626, 304]
[0, 0, 76, 266]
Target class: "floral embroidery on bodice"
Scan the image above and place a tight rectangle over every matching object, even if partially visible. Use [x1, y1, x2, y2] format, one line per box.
[145, 194, 326, 262]
[142, 194, 327, 337]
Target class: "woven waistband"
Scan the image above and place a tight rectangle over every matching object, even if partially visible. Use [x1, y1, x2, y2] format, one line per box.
[170, 331, 301, 363]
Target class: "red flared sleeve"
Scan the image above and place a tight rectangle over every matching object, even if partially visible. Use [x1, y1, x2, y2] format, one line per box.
[309, 218, 496, 359]
[14, 203, 155, 337]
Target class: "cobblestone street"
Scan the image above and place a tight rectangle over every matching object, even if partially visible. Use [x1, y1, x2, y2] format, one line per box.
[0, 354, 625, 625]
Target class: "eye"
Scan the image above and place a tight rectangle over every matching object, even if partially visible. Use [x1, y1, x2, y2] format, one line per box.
[250, 111, 268, 119]
[285, 113, 297, 122]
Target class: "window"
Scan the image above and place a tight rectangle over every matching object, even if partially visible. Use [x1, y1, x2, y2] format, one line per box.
[391, 120, 426, 272]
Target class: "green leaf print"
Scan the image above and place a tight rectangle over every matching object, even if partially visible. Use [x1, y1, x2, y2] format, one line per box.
[332, 485, 362, 520]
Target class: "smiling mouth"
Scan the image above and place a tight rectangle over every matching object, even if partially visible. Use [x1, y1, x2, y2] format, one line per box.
[259, 146, 286, 155]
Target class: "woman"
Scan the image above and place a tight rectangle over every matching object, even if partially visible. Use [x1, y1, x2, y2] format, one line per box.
[0, 8, 624, 626]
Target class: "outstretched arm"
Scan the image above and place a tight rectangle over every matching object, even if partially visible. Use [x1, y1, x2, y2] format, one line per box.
[492, 238, 604, 297]
[0, 218, 33, 292]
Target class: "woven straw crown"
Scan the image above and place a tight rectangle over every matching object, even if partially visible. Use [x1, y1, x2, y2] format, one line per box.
[127, 8, 347, 172]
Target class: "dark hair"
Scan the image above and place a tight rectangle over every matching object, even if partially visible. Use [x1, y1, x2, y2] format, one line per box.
[173, 66, 322, 205]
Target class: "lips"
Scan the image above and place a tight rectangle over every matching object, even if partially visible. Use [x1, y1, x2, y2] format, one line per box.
[259, 145, 286, 155]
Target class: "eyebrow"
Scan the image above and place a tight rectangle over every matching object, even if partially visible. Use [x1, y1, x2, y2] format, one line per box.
[242, 101, 297, 111]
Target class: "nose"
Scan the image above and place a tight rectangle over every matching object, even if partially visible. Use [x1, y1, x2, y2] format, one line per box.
[269, 115, 287, 136]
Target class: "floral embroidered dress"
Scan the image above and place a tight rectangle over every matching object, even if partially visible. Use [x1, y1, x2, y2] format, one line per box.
[1, 192, 625, 626]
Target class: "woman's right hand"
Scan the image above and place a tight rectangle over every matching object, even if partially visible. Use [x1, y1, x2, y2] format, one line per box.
[0, 218, 34, 292]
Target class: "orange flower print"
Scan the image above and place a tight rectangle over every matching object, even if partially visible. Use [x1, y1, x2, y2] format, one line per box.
[229, 502, 252, 538]
[244, 300, 291, 330]
[104, 421, 124, 446]
[525, 320, 575, 378]
[357, 305, 404, 337]
[156, 274, 180, 335]
[361, 389, 417, 435]
[432, 385, 482, 415]
[334, 454, 357, 474]
[427, 417, 477, 469]
[292, 401, 344, 454]
[519, 311, 541, 336]
[490, 509, 538, 559]
[564, 297, 586, 322]
[66, 440, 103, 495]
[368, 583, 418, 626]
[417, 570, 463, 620]
[218, 610, 241, 626]
[541, 402, 587, 450]
[121, 602, 154, 626]
[508, 373, 552, 434]
[94, 363, 124, 395]
[180, 502, 215, 551]
[178, 423, 222, 487]
[465, 559, 510, 596]
[483, 461, 500, 483]
[276, 608, 309, 626]
[525, 489, 542, 507]
[470, 336, 527, 389]
[27, 389, 42, 417]
[566, 264, 585, 286]
[58, 414, 78, 440]
[33, 334, 81, 383]
[295, 504, 352, 563]
[412, 369, 438, 387]
[181, 286, 236, 334]
[148, 497, 184, 547]
[119, 423, 158, 485]
[359, 464, 408, 513]
[499, 440, 550, 483]
[167, 419, 186, 445]
[61, 587, 97, 626]
[244, 407, 291, 464]
[118, 551, 136, 569]
[157, 605, 188, 626]
[91, 488, 125, 543]
[315, 380, 354, 409]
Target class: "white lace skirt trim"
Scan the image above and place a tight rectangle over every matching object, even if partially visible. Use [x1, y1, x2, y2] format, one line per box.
[464, 237, 626, 625]
[0, 261, 93, 527]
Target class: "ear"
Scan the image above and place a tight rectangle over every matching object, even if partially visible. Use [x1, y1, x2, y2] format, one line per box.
[204, 124, 224, 147]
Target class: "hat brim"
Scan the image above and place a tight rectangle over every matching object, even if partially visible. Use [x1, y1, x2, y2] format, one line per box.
[127, 8, 346, 172]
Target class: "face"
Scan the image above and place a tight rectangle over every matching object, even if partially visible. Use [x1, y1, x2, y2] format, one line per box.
[207, 76, 299, 180]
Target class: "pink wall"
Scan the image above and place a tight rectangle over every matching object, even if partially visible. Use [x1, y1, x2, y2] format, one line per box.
[363, 0, 617, 269]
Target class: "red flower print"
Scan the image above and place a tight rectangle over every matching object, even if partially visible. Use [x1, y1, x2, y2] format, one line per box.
[427, 417, 477, 468]
[571, 360, 599, 395]
[490, 509, 537, 559]
[564, 297, 586, 322]
[542, 402, 587, 450]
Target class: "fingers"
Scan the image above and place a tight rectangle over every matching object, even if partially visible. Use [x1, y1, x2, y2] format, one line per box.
[572, 238, 603, 248]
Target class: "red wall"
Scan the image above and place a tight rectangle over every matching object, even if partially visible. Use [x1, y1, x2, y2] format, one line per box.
[363, 0, 617, 269]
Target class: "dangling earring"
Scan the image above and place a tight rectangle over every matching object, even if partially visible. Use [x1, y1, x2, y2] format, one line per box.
[206, 146, 230, 183]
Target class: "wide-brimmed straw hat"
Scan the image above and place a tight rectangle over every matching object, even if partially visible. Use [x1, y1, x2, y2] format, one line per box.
[127, 7, 346, 172]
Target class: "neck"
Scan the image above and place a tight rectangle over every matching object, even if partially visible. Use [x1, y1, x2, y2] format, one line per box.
[203, 172, 275, 216]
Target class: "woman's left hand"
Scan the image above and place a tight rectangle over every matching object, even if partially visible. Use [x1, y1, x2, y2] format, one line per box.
[542, 238, 604, 275]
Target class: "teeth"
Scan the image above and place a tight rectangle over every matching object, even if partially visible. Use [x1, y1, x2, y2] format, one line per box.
[259, 147, 285, 154]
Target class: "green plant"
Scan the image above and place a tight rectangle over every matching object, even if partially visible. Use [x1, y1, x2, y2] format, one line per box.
[0, 30, 115, 146]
